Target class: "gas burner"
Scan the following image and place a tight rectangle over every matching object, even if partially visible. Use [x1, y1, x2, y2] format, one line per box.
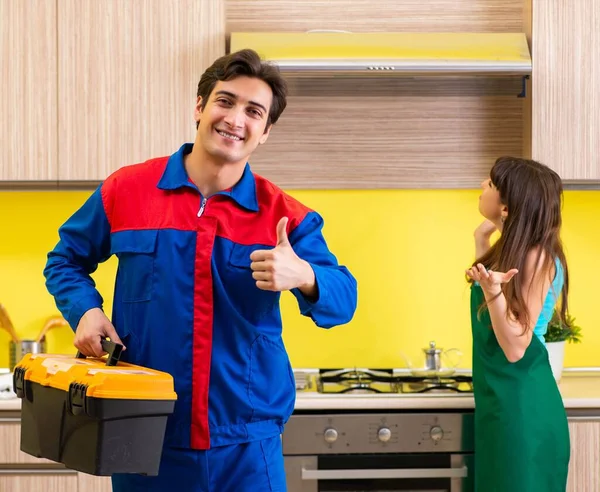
[295, 368, 474, 395]
[318, 368, 396, 394]
[392, 371, 473, 394]
[397, 378, 473, 394]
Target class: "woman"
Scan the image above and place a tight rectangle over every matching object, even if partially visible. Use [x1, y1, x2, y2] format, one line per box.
[466, 157, 570, 492]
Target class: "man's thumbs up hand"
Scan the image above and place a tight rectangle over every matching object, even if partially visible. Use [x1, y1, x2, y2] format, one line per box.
[249, 217, 316, 294]
[276, 217, 290, 247]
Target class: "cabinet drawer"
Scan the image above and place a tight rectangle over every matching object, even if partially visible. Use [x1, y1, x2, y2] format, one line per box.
[78, 473, 113, 492]
[0, 471, 78, 492]
[0, 418, 56, 465]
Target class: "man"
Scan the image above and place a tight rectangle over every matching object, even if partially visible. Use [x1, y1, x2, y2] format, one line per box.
[44, 49, 357, 491]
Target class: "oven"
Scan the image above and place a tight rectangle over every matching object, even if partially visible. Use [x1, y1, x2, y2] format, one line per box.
[283, 412, 474, 492]
[284, 368, 474, 492]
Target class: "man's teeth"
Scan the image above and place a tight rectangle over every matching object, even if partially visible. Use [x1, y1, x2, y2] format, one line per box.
[217, 130, 241, 141]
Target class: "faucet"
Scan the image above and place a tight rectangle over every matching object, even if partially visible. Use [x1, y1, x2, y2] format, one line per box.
[0, 303, 19, 342]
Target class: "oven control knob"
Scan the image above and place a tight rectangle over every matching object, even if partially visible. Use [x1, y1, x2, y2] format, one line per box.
[323, 428, 338, 443]
[430, 426, 444, 442]
[377, 427, 392, 442]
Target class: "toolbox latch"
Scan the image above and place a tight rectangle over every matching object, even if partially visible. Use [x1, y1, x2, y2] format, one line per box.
[12, 366, 28, 399]
[67, 382, 89, 416]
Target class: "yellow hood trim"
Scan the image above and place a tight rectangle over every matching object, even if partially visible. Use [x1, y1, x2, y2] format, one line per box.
[229, 32, 532, 75]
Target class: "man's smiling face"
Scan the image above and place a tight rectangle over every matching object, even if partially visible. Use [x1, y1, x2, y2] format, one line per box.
[194, 76, 273, 165]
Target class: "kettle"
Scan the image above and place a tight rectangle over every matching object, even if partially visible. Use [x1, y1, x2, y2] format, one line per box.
[9, 339, 47, 372]
[400, 340, 463, 377]
[422, 341, 462, 372]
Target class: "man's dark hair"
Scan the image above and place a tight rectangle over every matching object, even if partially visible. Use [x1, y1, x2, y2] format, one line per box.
[196, 49, 288, 128]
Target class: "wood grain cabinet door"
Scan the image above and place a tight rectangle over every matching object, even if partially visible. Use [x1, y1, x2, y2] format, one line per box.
[566, 420, 600, 492]
[57, 0, 225, 181]
[532, 0, 600, 181]
[0, 0, 58, 181]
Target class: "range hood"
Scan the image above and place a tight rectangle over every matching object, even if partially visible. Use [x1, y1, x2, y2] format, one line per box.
[229, 32, 532, 75]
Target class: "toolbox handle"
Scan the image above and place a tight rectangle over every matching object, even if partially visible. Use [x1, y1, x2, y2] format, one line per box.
[75, 338, 123, 366]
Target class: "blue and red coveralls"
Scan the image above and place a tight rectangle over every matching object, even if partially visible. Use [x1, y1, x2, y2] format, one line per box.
[44, 143, 358, 491]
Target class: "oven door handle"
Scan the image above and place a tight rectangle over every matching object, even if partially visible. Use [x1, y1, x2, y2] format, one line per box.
[302, 466, 468, 480]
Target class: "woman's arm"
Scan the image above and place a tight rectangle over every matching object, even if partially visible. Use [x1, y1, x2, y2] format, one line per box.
[474, 220, 497, 258]
[468, 249, 552, 362]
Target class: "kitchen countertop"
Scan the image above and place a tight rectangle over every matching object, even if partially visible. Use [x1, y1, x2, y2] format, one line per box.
[0, 397, 20, 411]
[1, 369, 599, 413]
[293, 369, 600, 411]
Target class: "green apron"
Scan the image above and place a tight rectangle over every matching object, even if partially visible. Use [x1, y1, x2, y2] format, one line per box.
[470, 284, 570, 492]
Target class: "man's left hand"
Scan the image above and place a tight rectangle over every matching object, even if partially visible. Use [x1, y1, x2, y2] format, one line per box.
[250, 217, 316, 293]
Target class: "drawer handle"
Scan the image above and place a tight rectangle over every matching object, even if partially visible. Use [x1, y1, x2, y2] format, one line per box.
[302, 466, 468, 480]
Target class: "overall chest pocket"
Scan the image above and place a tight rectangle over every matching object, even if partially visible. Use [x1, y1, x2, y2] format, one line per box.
[229, 242, 275, 274]
[110, 230, 158, 302]
[228, 243, 258, 269]
[227, 243, 278, 322]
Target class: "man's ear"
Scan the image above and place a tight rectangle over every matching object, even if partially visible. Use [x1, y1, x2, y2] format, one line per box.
[259, 124, 272, 145]
[194, 96, 203, 124]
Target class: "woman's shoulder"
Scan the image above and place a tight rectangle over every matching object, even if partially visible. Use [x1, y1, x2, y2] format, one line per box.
[523, 247, 563, 283]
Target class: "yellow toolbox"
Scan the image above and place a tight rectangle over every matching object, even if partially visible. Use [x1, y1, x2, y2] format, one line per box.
[13, 340, 177, 476]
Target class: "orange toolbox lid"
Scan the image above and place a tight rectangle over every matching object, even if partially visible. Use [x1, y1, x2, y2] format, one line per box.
[15, 340, 177, 401]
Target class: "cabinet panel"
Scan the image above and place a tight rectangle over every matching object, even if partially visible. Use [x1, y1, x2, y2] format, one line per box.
[0, 0, 58, 180]
[227, 0, 525, 33]
[566, 421, 600, 492]
[78, 473, 112, 492]
[0, 472, 78, 492]
[532, 0, 600, 180]
[238, 77, 524, 189]
[0, 419, 56, 465]
[58, 0, 225, 180]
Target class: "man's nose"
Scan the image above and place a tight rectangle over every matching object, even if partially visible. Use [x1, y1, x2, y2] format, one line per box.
[224, 107, 244, 128]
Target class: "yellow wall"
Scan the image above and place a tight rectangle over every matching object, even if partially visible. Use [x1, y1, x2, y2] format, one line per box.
[0, 190, 598, 369]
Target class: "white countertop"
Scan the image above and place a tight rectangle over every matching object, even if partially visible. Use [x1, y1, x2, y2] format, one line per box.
[0, 397, 20, 411]
[1, 370, 598, 413]
[294, 370, 600, 411]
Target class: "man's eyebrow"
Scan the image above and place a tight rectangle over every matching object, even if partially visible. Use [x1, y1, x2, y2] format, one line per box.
[214, 90, 268, 114]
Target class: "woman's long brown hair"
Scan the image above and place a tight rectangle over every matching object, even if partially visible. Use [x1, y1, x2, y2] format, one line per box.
[471, 157, 569, 333]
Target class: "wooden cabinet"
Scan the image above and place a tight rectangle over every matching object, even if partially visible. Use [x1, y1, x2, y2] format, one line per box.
[0, 472, 78, 492]
[0, 417, 56, 465]
[2, 414, 599, 490]
[77, 473, 112, 492]
[0, 416, 78, 492]
[566, 420, 600, 492]
[0, 416, 111, 491]
[0, 0, 58, 181]
[1, 0, 224, 183]
[531, 0, 600, 181]
[57, 0, 225, 181]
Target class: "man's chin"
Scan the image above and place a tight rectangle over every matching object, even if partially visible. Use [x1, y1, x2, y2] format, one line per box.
[208, 149, 244, 165]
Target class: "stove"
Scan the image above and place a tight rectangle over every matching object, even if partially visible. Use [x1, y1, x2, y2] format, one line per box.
[294, 367, 474, 395]
[284, 368, 475, 490]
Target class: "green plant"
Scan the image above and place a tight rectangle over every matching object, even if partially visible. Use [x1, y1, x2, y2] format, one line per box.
[544, 309, 583, 344]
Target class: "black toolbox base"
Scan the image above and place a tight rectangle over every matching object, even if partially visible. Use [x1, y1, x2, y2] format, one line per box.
[19, 382, 174, 476]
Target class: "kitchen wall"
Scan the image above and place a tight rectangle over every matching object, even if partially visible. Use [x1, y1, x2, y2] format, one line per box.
[1, 189, 598, 369]
[1, 0, 598, 369]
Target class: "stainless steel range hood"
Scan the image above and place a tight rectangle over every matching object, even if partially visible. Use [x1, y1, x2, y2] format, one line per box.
[229, 32, 532, 75]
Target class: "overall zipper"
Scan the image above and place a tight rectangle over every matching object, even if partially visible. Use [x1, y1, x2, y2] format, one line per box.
[197, 197, 207, 217]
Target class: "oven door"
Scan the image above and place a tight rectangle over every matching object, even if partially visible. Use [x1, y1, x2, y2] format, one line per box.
[285, 453, 473, 492]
